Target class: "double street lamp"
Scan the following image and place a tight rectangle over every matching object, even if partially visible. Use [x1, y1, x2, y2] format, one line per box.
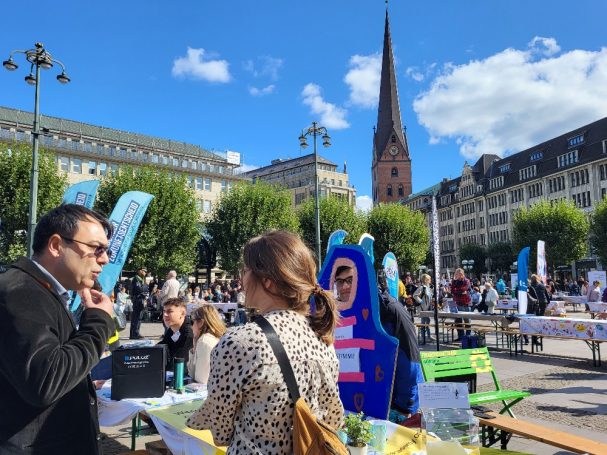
[298, 122, 331, 270]
[3, 43, 70, 257]
[462, 259, 475, 276]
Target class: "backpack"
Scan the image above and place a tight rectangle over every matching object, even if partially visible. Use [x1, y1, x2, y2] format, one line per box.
[255, 316, 348, 455]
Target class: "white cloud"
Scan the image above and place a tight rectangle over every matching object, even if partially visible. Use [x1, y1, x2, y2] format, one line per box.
[249, 85, 275, 97]
[301, 83, 350, 130]
[235, 163, 259, 174]
[344, 54, 382, 108]
[406, 67, 425, 82]
[356, 195, 373, 213]
[243, 56, 284, 80]
[172, 48, 231, 83]
[528, 36, 561, 57]
[413, 39, 607, 159]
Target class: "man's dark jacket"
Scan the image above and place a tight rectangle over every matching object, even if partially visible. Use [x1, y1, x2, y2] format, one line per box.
[0, 258, 113, 454]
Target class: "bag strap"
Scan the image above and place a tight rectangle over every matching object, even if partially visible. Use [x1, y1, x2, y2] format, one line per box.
[254, 315, 301, 402]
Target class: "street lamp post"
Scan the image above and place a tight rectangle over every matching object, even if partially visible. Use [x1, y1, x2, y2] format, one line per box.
[3, 43, 70, 258]
[462, 259, 475, 278]
[298, 121, 331, 270]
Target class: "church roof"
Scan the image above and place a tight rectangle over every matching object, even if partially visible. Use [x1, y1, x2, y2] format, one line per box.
[374, 10, 407, 159]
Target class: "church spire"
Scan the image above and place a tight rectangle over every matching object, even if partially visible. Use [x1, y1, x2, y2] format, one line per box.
[374, 9, 407, 160]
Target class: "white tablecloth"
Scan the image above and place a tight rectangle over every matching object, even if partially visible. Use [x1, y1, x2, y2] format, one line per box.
[588, 302, 607, 313]
[97, 380, 207, 427]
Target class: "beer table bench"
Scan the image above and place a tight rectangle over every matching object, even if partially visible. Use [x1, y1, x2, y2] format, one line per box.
[478, 410, 607, 454]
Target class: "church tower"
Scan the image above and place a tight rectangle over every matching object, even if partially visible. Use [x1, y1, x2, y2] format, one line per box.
[371, 9, 412, 205]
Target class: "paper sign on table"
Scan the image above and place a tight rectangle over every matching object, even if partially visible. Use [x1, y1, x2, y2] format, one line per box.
[418, 382, 470, 410]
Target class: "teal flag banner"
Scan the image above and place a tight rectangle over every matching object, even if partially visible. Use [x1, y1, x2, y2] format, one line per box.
[62, 180, 100, 209]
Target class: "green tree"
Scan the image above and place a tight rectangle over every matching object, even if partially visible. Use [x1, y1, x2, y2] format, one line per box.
[205, 182, 299, 275]
[0, 141, 67, 262]
[512, 200, 589, 269]
[367, 203, 429, 272]
[589, 197, 607, 265]
[486, 241, 515, 274]
[96, 165, 199, 276]
[297, 196, 366, 253]
[459, 243, 486, 278]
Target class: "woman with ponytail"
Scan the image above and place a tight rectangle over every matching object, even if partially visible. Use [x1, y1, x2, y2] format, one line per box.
[187, 230, 343, 454]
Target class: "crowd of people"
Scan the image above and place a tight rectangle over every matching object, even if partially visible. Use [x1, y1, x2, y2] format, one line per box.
[3, 202, 606, 454]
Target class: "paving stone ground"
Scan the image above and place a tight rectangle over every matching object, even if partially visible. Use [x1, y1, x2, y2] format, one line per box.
[101, 309, 607, 454]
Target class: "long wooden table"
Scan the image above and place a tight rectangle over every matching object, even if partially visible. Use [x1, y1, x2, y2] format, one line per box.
[479, 410, 607, 454]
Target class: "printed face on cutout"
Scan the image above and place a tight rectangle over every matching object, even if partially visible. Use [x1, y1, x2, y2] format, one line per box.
[331, 258, 358, 311]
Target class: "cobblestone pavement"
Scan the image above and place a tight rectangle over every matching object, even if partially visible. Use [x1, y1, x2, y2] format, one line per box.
[101, 313, 607, 454]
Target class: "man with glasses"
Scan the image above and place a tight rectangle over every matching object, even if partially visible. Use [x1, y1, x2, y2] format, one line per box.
[0, 204, 115, 455]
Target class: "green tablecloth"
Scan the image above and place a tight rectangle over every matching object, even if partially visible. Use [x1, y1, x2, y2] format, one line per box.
[481, 448, 532, 455]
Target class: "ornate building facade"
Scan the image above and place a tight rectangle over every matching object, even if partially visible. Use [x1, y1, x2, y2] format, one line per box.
[0, 106, 245, 218]
[244, 154, 355, 207]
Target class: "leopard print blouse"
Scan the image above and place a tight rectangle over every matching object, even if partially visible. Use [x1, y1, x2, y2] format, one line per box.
[186, 309, 344, 454]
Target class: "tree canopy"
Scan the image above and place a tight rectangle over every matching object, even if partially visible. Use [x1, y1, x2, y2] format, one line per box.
[297, 196, 366, 253]
[589, 197, 607, 265]
[205, 181, 299, 275]
[96, 165, 199, 277]
[458, 243, 486, 278]
[486, 241, 515, 274]
[0, 141, 67, 262]
[367, 203, 429, 272]
[512, 200, 589, 269]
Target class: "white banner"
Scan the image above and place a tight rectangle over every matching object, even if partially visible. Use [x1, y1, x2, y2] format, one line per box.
[431, 197, 441, 290]
[537, 240, 547, 284]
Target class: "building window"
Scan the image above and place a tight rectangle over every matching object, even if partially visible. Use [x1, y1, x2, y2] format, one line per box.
[391, 167, 398, 177]
[221, 180, 228, 192]
[151, 153, 159, 164]
[172, 157, 179, 167]
[204, 177, 211, 191]
[109, 163, 119, 174]
[557, 150, 579, 168]
[71, 158, 82, 174]
[499, 163, 510, 173]
[530, 151, 543, 161]
[489, 176, 504, 190]
[195, 177, 203, 190]
[391, 135, 396, 143]
[162, 155, 169, 165]
[99, 163, 107, 176]
[59, 156, 69, 173]
[519, 165, 537, 181]
[568, 133, 584, 148]
[398, 184, 404, 196]
[203, 200, 212, 213]
[88, 161, 97, 175]
[387, 184, 393, 197]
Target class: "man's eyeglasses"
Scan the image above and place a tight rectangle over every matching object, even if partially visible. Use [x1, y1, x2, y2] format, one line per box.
[61, 236, 110, 258]
[335, 276, 354, 287]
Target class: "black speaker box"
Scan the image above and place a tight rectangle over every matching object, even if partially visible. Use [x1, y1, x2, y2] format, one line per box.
[111, 345, 166, 400]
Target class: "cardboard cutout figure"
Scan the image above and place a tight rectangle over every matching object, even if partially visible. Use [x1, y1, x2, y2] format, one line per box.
[319, 244, 398, 420]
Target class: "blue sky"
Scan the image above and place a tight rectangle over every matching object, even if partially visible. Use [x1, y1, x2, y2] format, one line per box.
[2, 1, 607, 211]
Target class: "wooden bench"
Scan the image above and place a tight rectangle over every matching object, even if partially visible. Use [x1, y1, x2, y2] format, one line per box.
[420, 347, 530, 417]
[478, 410, 607, 454]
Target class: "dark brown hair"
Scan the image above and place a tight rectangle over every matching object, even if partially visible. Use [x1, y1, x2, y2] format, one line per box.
[242, 230, 339, 345]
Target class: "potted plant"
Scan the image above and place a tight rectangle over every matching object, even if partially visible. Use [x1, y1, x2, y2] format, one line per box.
[343, 412, 373, 455]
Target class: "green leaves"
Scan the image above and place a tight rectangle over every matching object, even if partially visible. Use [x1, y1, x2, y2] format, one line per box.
[297, 196, 366, 251]
[367, 203, 429, 272]
[205, 181, 299, 275]
[589, 198, 607, 265]
[0, 141, 67, 262]
[96, 165, 199, 276]
[512, 200, 589, 268]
